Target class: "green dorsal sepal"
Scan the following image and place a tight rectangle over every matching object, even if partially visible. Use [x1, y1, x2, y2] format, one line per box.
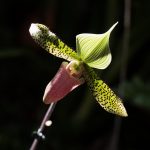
[29, 23, 80, 61]
[76, 22, 118, 69]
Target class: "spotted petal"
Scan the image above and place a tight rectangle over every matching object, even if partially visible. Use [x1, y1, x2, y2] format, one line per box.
[76, 22, 118, 69]
[83, 65, 127, 117]
[29, 23, 80, 61]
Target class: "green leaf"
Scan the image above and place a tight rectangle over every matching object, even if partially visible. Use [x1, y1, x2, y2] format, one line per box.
[83, 65, 128, 117]
[76, 22, 118, 69]
[29, 23, 80, 61]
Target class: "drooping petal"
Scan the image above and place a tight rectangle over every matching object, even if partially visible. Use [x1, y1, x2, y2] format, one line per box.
[83, 65, 128, 117]
[43, 62, 85, 104]
[29, 23, 80, 61]
[76, 22, 118, 69]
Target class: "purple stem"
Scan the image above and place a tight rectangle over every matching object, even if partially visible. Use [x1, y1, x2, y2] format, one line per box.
[29, 102, 57, 150]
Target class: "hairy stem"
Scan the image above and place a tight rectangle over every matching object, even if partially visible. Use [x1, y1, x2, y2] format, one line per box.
[30, 102, 57, 150]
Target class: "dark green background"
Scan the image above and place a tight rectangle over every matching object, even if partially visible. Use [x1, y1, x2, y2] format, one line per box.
[0, 0, 150, 149]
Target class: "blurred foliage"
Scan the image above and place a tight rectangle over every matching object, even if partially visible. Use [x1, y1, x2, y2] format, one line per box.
[0, 0, 150, 150]
[121, 77, 150, 110]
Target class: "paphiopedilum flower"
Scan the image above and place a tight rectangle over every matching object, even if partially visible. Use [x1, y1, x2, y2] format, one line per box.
[29, 22, 128, 117]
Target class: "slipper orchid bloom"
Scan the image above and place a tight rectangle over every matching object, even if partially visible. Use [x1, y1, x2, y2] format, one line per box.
[29, 22, 127, 117]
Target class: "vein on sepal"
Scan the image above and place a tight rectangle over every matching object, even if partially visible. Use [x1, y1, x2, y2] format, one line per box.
[76, 22, 118, 69]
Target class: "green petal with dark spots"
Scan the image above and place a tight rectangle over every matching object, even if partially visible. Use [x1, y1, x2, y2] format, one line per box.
[83, 65, 128, 117]
[29, 23, 80, 61]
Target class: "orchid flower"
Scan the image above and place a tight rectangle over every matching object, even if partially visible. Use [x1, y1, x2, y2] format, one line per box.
[29, 22, 127, 117]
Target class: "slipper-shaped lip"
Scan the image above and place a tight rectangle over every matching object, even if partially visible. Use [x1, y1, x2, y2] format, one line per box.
[43, 62, 85, 104]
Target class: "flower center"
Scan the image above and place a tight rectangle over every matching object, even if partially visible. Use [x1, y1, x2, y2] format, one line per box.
[66, 61, 84, 78]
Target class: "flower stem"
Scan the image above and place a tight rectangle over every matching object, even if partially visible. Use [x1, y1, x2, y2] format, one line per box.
[30, 102, 57, 150]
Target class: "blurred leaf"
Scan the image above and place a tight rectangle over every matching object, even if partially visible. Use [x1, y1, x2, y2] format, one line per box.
[0, 48, 24, 58]
[120, 77, 150, 110]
